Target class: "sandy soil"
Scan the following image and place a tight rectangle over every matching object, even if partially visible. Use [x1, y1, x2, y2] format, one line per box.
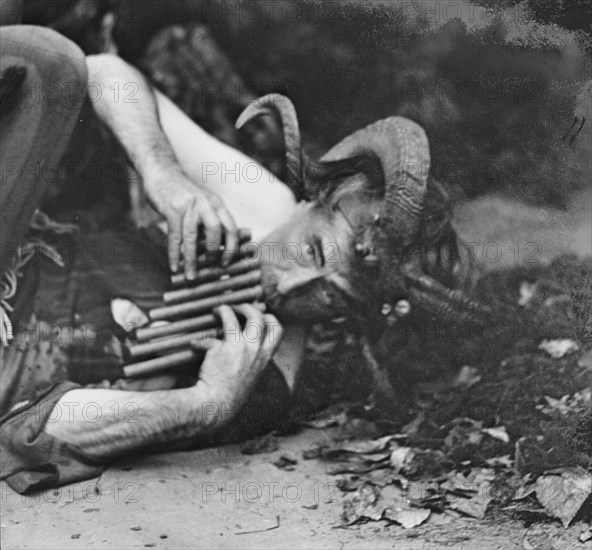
[1, 427, 586, 550]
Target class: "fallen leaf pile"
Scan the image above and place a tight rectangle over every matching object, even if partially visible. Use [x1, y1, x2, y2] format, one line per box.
[303, 417, 591, 530]
[298, 254, 592, 533]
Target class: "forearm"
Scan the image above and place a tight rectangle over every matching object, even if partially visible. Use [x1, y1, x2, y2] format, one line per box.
[43, 383, 227, 459]
[86, 53, 183, 193]
[86, 53, 296, 239]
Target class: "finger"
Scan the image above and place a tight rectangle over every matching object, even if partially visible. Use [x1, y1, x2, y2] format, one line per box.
[182, 208, 199, 279]
[167, 214, 183, 273]
[262, 313, 283, 354]
[199, 200, 222, 257]
[244, 313, 283, 381]
[233, 303, 265, 326]
[216, 206, 239, 266]
[234, 303, 265, 345]
[213, 305, 240, 342]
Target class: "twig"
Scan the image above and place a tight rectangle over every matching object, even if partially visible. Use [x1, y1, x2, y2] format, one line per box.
[234, 515, 280, 535]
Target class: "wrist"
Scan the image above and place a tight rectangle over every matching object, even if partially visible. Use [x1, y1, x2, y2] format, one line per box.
[142, 158, 183, 195]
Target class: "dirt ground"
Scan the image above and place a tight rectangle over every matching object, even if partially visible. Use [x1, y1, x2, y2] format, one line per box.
[0, 427, 586, 550]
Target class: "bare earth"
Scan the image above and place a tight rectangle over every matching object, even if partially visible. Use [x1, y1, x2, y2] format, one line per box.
[0, 427, 587, 550]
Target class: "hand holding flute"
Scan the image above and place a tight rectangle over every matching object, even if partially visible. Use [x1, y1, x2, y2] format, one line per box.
[191, 304, 282, 411]
[122, 227, 274, 378]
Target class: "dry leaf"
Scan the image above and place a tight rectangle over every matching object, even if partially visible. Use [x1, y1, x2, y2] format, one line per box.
[482, 426, 510, 443]
[453, 365, 482, 389]
[389, 447, 446, 477]
[521, 525, 555, 550]
[273, 454, 298, 471]
[302, 405, 348, 429]
[444, 418, 484, 450]
[443, 469, 496, 519]
[514, 483, 537, 501]
[485, 455, 513, 468]
[390, 447, 412, 471]
[331, 435, 395, 455]
[342, 481, 427, 527]
[538, 339, 579, 359]
[384, 508, 431, 529]
[342, 483, 383, 524]
[327, 462, 388, 475]
[518, 281, 537, 306]
[535, 468, 592, 527]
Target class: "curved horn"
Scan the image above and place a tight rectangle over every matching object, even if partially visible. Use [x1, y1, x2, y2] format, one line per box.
[236, 94, 306, 200]
[321, 117, 430, 249]
[237, 94, 387, 201]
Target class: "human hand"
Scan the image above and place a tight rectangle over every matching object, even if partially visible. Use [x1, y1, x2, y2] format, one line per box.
[146, 168, 239, 278]
[191, 304, 283, 412]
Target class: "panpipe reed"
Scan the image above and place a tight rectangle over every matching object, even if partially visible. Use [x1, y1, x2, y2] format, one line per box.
[135, 301, 265, 342]
[171, 229, 254, 287]
[149, 284, 263, 321]
[123, 349, 202, 378]
[136, 311, 220, 342]
[123, 228, 265, 378]
[126, 327, 221, 359]
[164, 263, 260, 304]
[168, 257, 258, 291]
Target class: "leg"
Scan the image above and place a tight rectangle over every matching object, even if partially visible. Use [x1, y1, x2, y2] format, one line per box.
[0, 26, 87, 275]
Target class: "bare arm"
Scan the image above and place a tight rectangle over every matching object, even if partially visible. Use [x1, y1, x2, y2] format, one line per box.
[153, 90, 297, 241]
[45, 384, 215, 458]
[86, 53, 239, 278]
[87, 53, 296, 242]
[44, 306, 282, 459]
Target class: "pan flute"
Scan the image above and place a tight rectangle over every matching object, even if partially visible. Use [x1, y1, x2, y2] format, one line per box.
[122, 229, 264, 378]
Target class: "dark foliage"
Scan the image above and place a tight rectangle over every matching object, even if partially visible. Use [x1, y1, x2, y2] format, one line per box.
[23, 1, 590, 209]
[474, 0, 592, 33]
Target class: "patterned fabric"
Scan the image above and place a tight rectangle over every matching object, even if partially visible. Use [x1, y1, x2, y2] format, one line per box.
[0, 374, 104, 494]
[0, 229, 168, 493]
[0, 306, 108, 493]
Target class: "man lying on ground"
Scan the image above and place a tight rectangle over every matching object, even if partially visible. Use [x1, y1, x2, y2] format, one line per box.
[1, 21, 472, 494]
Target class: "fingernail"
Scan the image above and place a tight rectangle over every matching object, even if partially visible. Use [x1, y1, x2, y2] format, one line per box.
[171, 262, 178, 273]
